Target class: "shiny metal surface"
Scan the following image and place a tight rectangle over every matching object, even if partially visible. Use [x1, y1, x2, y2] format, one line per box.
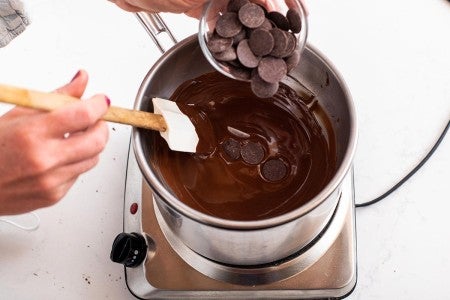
[132, 35, 357, 265]
[135, 12, 177, 53]
[122, 147, 357, 299]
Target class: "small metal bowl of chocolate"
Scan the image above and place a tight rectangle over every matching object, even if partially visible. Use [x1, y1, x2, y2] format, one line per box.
[199, 0, 308, 98]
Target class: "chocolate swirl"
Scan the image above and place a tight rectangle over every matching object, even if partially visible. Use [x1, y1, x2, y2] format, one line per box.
[150, 72, 336, 221]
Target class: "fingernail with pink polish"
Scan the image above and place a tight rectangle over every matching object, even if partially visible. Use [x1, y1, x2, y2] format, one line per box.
[70, 70, 81, 82]
[105, 96, 111, 107]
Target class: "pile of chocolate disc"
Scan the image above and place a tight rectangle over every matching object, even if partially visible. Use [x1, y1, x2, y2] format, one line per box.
[206, 0, 303, 98]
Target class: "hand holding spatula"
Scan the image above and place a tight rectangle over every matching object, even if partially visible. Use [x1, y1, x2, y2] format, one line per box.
[0, 84, 199, 153]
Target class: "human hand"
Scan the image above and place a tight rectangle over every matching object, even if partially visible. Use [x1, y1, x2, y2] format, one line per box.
[0, 70, 110, 216]
[109, 0, 307, 19]
[257, 0, 308, 13]
[109, 0, 209, 18]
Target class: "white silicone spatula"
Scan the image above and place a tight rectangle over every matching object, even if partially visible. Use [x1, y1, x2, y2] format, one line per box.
[0, 84, 199, 153]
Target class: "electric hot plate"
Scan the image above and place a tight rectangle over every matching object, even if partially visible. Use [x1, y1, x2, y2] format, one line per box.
[111, 142, 357, 299]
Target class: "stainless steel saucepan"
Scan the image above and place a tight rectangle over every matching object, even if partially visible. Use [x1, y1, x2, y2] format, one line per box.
[132, 12, 357, 266]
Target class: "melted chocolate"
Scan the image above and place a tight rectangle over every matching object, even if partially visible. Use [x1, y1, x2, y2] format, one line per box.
[151, 72, 336, 221]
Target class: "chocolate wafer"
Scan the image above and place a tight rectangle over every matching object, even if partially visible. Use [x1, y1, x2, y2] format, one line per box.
[222, 138, 241, 160]
[227, 0, 250, 13]
[269, 28, 288, 57]
[267, 11, 290, 31]
[251, 73, 279, 98]
[261, 158, 288, 182]
[248, 28, 274, 56]
[241, 141, 265, 165]
[258, 57, 287, 84]
[232, 29, 247, 46]
[281, 32, 297, 58]
[237, 39, 261, 68]
[212, 46, 237, 61]
[216, 12, 242, 38]
[238, 3, 266, 28]
[287, 8, 302, 33]
[207, 34, 233, 53]
[285, 49, 300, 72]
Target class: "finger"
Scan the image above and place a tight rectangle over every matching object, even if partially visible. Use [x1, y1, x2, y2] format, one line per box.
[34, 157, 98, 203]
[1, 106, 40, 120]
[184, 0, 209, 18]
[253, 0, 277, 11]
[185, 6, 206, 19]
[109, 0, 143, 12]
[1, 70, 89, 121]
[3, 177, 78, 215]
[55, 69, 89, 98]
[8, 155, 100, 202]
[57, 120, 109, 166]
[28, 177, 78, 211]
[38, 176, 78, 208]
[45, 94, 110, 137]
[266, 0, 280, 11]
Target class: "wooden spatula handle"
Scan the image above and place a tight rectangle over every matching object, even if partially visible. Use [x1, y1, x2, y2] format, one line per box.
[104, 106, 166, 132]
[0, 84, 167, 132]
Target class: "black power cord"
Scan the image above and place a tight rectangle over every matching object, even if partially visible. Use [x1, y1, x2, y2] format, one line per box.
[355, 119, 450, 208]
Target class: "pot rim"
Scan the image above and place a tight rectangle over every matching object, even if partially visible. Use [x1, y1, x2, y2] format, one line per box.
[132, 35, 358, 230]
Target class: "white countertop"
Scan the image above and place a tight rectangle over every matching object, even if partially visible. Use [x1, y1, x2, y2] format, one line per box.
[0, 0, 449, 299]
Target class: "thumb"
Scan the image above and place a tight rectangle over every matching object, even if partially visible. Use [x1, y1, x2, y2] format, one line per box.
[55, 70, 89, 98]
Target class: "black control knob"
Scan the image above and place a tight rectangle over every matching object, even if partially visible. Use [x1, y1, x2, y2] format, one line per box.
[110, 232, 147, 268]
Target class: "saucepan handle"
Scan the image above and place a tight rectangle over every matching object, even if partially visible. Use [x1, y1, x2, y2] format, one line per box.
[135, 12, 178, 54]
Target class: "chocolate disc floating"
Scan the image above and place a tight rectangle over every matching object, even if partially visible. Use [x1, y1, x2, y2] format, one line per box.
[261, 158, 289, 182]
[240, 141, 265, 165]
[222, 138, 241, 160]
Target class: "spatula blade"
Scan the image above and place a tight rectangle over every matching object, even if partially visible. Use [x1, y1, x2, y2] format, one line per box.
[152, 97, 199, 153]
